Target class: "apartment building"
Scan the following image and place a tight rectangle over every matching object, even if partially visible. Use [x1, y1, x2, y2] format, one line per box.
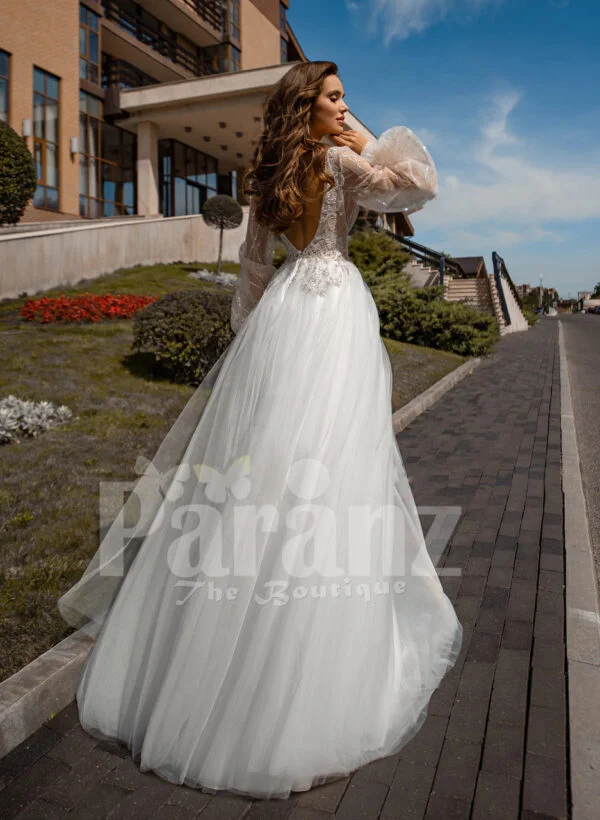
[0, 0, 309, 222]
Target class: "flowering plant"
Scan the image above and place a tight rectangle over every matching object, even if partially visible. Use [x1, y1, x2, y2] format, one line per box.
[20, 292, 159, 323]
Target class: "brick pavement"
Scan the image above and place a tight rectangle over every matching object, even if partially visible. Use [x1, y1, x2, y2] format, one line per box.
[0, 319, 567, 819]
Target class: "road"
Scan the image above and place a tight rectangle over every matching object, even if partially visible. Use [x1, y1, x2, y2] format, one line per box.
[560, 313, 600, 595]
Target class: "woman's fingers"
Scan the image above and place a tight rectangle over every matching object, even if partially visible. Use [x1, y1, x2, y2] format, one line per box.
[332, 130, 367, 155]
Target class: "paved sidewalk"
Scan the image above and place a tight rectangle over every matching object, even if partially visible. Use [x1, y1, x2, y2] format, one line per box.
[0, 319, 567, 819]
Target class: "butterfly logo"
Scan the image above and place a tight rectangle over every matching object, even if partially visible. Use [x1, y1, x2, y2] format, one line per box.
[193, 454, 252, 504]
[133, 456, 190, 502]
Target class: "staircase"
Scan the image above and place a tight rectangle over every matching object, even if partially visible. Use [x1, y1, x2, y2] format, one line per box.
[487, 273, 510, 333]
[443, 276, 495, 315]
[490, 252, 530, 335]
[389, 233, 529, 336]
[403, 258, 440, 288]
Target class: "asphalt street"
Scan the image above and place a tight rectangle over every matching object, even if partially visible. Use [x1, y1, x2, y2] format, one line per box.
[560, 313, 600, 595]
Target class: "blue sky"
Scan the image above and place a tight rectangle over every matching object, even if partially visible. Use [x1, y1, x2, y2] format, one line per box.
[287, 0, 600, 298]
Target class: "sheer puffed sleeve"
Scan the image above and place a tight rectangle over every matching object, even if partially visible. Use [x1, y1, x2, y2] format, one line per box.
[338, 125, 438, 215]
[230, 196, 276, 334]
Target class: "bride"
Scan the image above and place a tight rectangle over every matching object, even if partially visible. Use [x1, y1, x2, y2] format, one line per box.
[58, 60, 463, 801]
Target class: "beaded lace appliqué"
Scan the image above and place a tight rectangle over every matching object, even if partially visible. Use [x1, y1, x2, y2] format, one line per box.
[278, 149, 349, 297]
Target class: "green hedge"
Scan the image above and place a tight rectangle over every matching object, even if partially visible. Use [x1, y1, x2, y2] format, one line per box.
[131, 289, 233, 386]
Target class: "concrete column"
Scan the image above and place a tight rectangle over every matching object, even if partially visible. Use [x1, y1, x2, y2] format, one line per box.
[137, 121, 160, 217]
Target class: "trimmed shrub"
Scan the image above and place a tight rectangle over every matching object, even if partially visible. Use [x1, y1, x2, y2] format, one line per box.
[374, 280, 500, 356]
[0, 121, 37, 225]
[132, 289, 233, 386]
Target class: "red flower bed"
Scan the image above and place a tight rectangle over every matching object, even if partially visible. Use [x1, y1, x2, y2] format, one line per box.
[20, 292, 160, 323]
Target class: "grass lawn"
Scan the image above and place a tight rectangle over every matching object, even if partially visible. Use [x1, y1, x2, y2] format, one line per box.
[0, 261, 467, 681]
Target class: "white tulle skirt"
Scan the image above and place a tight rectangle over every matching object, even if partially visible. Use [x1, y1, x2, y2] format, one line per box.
[70, 254, 463, 800]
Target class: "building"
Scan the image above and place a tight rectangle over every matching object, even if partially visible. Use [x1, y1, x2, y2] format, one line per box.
[0, 0, 316, 222]
[0, 0, 421, 300]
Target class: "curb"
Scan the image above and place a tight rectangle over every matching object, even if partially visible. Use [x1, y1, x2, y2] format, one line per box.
[0, 629, 93, 758]
[392, 355, 481, 433]
[0, 354, 481, 760]
[558, 320, 600, 820]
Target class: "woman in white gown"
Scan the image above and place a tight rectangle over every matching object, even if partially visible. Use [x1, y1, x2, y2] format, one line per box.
[58, 61, 462, 801]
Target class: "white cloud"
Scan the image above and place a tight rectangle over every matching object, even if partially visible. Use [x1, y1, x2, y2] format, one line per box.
[346, 0, 505, 45]
[420, 88, 600, 240]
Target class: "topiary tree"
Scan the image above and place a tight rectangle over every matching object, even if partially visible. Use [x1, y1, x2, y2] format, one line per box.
[0, 121, 37, 225]
[201, 194, 243, 275]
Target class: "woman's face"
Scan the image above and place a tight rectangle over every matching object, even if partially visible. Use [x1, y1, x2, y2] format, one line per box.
[309, 75, 349, 140]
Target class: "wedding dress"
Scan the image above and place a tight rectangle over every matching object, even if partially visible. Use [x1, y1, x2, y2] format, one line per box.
[58, 126, 463, 800]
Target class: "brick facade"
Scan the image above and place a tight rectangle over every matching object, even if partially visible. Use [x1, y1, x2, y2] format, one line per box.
[1, 0, 81, 219]
[0, 0, 290, 222]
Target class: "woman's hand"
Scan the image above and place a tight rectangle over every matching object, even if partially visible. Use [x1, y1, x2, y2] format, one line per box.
[331, 130, 369, 155]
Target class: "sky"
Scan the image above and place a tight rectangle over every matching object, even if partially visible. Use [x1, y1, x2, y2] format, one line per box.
[287, 0, 600, 299]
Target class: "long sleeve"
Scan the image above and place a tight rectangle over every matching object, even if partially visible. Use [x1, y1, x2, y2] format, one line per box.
[230, 196, 276, 334]
[338, 125, 438, 216]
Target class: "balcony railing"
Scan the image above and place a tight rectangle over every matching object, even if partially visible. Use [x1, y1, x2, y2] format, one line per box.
[102, 0, 226, 77]
[179, 0, 224, 32]
[102, 55, 158, 89]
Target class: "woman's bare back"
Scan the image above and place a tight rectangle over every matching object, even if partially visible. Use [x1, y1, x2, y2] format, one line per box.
[281, 175, 326, 253]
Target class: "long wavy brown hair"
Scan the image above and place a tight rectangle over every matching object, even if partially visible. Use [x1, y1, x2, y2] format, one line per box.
[241, 61, 339, 234]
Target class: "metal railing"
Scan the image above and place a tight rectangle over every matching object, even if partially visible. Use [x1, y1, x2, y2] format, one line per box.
[102, 55, 158, 89]
[178, 0, 224, 32]
[102, 0, 225, 77]
[385, 231, 467, 285]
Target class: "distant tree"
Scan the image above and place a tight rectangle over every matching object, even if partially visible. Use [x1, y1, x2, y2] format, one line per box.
[592, 281, 600, 298]
[0, 121, 37, 225]
[201, 195, 243, 274]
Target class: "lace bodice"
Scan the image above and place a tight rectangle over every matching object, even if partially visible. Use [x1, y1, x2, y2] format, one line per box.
[231, 125, 438, 333]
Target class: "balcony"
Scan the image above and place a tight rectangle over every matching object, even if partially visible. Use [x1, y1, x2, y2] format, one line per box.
[176, 0, 221, 29]
[102, 0, 228, 82]
[137, 0, 226, 46]
[158, 0, 222, 32]
[102, 55, 159, 90]
[133, 0, 224, 45]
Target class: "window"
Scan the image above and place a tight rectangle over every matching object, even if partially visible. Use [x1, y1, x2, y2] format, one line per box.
[279, 3, 288, 64]
[33, 68, 60, 210]
[102, 54, 157, 90]
[229, 45, 241, 73]
[0, 50, 9, 123]
[79, 91, 136, 217]
[229, 0, 240, 41]
[79, 92, 101, 214]
[80, 4, 100, 84]
[159, 139, 218, 217]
